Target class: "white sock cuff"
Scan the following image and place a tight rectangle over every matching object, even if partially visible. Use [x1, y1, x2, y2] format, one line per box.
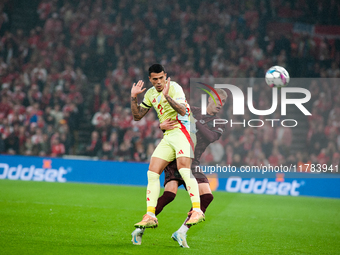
[178, 168, 190, 175]
[178, 224, 189, 234]
[147, 211, 156, 217]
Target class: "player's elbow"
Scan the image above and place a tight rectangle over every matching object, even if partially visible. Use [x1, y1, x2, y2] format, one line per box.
[133, 116, 141, 121]
[207, 138, 216, 143]
[207, 133, 220, 143]
[207, 135, 219, 143]
[179, 110, 186, 116]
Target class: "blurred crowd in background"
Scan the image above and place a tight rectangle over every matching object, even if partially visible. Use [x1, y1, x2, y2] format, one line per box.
[0, 0, 339, 171]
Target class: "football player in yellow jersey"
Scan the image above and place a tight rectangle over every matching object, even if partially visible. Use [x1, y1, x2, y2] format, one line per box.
[131, 64, 204, 229]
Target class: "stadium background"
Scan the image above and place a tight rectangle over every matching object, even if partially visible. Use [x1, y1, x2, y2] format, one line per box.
[0, 0, 340, 254]
[0, 0, 339, 166]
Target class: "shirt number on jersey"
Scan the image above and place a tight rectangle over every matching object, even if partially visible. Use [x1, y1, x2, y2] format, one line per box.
[158, 104, 163, 115]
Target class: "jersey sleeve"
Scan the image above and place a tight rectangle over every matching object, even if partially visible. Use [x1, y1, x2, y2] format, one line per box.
[197, 121, 222, 143]
[213, 125, 225, 135]
[140, 90, 152, 109]
[207, 121, 226, 135]
[170, 82, 186, 105]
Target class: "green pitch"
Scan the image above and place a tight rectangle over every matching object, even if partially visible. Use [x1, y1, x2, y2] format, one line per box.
[1, 180, 339, 255]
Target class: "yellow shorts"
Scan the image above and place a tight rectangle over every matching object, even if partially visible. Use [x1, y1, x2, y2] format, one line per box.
[152, 128, 196, 162]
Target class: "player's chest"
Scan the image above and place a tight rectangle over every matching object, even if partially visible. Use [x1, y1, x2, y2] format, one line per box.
[196, 115, 215, 128]
[150, 93, 173, 113]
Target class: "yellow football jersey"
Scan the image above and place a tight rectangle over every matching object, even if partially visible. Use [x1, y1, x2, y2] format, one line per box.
[140, 81, 191, 133]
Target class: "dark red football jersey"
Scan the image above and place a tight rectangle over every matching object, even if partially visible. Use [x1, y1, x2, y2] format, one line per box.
[190, 106, 226, 169]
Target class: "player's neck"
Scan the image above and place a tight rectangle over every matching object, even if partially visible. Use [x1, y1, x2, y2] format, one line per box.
[206, 107, 216, 116]
[206, 110, 216, 116]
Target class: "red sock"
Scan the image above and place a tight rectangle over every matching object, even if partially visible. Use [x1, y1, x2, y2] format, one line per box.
[155, 191, 176, 216]
[200, 193, 214, 213]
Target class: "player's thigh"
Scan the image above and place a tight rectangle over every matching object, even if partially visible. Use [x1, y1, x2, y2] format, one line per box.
[149, 157, 169, 175]
[151, 138, 176, 167]
[164, 180, 179, 194]
[167, 129, 195, 160]
[199, 183, 212, 195]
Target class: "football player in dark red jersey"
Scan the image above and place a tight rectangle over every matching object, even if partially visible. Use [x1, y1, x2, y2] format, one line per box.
[132, 88, 228, 248]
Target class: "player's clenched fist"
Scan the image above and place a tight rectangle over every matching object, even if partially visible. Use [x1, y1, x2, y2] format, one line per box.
[131, 80, 146, 97]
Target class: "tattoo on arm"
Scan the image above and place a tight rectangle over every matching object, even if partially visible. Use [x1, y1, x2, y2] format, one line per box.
[164, 95, 186, 116]
[131, 96, 149, 121]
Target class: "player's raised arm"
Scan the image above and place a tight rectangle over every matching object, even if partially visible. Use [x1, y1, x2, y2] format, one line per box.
[195, 121, 221, 143]
[131, 80, 149, 121]
[162, 77, 186, 116]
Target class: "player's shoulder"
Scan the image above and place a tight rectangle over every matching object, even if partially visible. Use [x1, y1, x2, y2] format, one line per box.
[145, 86, 156, 96]
[146, 86, 156, 93]
[191, 106, 200, 114]
[190, 106, 200, 118]
[169, 81, 183, 91]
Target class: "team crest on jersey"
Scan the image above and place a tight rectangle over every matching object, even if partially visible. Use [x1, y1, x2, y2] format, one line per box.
[157, 95, 162, 103]
[199, 120, 205, 124]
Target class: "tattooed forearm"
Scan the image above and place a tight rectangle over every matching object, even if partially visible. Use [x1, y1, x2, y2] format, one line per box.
[131, 97, 139, 119]
[131, 96, 149, 121]
[164, 95, 186, 116]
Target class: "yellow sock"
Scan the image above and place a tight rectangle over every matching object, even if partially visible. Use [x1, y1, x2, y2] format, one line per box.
[178, 168, 200, 209]
[146, 171, 160, 214]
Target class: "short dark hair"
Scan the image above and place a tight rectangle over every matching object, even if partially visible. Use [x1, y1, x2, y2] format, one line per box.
[148, 64, 165, 76]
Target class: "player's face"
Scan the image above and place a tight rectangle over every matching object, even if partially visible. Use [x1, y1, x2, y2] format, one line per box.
[208, 95, 227, 114]
[149, 71, 167, 92]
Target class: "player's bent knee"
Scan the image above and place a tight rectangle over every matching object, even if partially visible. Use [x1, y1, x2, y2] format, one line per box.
[148, 168, 163, 175]
[164, 181, 179, 194]
[199, 183, 212, 195]
[176, 157, 191, 169]
[149, 157, 169, 174]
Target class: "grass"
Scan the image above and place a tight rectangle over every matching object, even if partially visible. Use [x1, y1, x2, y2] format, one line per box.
[0, 180, 340, 254]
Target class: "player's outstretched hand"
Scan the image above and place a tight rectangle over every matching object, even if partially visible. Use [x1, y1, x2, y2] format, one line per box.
[160, 118, 177, 131]
[131, 80, 146, 97]
[162, 77, 171, 97]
